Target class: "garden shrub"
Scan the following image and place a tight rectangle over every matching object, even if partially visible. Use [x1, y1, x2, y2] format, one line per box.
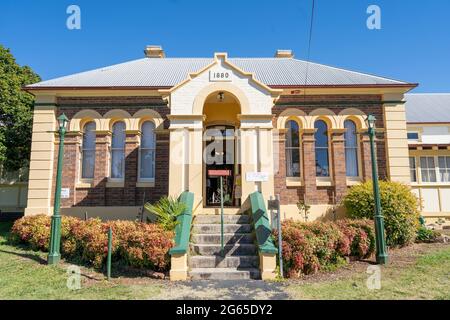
[144, 196, 186, 231]
[343, 181, 420, 247]
[416, 226, 440, 243]
[273, 219, 375, 278]
[10, 215, 174, 272]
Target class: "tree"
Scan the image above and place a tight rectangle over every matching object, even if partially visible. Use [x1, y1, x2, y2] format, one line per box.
[0, 45, 41, 172]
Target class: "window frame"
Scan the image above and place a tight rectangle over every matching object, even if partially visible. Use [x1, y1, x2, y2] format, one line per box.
[314, 119, 331, 180]
[344, 119, 360, 179]
[407, 131, 420, 142]
[80, 121, 96, 182]
[109, 121, 126, 181]
[409, 156, 417, 183]
[419, 156, 438, 183]
[138, 120, 156, 182]
[438, 156, 450, 183]
[285, 120, 301, 179]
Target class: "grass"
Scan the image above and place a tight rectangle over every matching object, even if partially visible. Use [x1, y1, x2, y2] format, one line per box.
[287, 246, 450, 300]
[0, 222, 163, 300]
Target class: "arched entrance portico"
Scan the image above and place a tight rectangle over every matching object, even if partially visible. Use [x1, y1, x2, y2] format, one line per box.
[202, 91, 241, 208]
[167, 56, 278, 214]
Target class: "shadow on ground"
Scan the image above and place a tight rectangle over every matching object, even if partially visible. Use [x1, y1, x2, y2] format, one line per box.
[156, 280, 290, 300]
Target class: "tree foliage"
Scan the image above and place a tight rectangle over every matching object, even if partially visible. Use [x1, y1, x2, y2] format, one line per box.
[0, 45, 40, 171]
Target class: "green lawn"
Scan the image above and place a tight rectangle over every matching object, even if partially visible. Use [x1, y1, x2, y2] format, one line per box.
[0, 222, 163, 300]
[287, 245, 450, 300]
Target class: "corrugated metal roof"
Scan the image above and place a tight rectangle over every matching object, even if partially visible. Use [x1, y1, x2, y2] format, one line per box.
[26, 57, 410, 89]
[405, 94, 450, 123]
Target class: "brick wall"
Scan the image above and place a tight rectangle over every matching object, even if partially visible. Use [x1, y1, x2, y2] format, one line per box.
[52, 97, 170, 208]
[273, 94, 387, 206]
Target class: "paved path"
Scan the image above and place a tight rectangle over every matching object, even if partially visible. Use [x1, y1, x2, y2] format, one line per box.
[153, 280, 291, 300]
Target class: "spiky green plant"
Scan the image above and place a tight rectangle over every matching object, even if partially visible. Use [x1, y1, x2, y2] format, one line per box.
[144, 196, 186, 231]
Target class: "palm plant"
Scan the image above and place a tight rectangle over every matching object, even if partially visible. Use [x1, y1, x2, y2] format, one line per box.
[144, 196, 186, 231]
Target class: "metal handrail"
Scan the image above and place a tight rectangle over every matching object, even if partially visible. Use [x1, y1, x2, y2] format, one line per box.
[220, 176, 224, 256]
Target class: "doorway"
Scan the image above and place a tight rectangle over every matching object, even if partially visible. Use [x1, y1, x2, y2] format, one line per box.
[204, 125, 240, 207]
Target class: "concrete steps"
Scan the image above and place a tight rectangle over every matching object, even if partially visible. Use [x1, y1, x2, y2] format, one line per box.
[188, 214, 260, 280]
[189, 255, 259, 268]
[189, 268, 261, 280]
[191, 233, 254, 245]
[190, 243, 257, 256]
[194, 214, 251, 224]
[192, 223, 252, 234]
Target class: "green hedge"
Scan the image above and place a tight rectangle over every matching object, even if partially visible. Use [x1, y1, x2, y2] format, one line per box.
[343, 181, 420, 247]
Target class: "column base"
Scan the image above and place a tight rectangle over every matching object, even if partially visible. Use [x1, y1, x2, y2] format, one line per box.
[170, 253, 188, 281]
[376, 254, 388, 265]
[47, 253, 61, 265]
[259, 252, 278, 280]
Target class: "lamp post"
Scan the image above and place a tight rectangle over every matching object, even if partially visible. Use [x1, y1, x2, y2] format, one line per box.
[48, 114, 69, 265]
[366, 114, 388, 265]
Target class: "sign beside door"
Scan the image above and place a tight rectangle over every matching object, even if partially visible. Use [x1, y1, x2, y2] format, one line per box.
[246, 172, 269, 182]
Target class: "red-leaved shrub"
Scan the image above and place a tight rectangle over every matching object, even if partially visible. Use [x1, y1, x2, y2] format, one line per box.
[273, 219, 375, 278]
[10, 215, 174, 271]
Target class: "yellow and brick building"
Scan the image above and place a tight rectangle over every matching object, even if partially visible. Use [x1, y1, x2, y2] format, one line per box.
[21, 47, 423, 222]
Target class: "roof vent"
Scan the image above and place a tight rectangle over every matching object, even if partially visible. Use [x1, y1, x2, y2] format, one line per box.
[144, 45, 165, 58]
[275, 49, 294, 58]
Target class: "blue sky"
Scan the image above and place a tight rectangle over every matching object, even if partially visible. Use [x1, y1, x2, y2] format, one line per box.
[0, 0, 449, 92]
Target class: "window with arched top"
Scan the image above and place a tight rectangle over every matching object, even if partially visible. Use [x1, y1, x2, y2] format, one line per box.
[285, 120, 300, 177]
[139, 121, 156, 180]
[315, 120, 330, 177]
[344, 120, 359, 177]
[111, 121, 126, 179]
[81, 122, 96, 179]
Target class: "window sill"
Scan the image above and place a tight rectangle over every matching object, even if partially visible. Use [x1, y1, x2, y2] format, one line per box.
[412, 182, 450, 187]
[316, 179, 333, 187]
[136, 181, 155, 188]
[106, 180, 124, 188]
[346, 178, 362, 186]
[286, 177, 302, 187]
[76, 181, 94, 188]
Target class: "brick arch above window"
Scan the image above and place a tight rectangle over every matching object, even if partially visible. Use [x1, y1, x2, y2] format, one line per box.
[338, 108, 367, 130]
[308, 108, 338, 129]
[103, 109, 132, 131]
[131, 109, 164, 131]
[276, 108, 307, 129]
[69, 109, 102, 132]
[309, 115, 337, 130]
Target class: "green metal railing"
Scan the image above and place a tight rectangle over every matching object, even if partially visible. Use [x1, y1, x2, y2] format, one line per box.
[220, 177, 224, 256]
[169, 191, 195, 255]
[249, 191, 278, 255]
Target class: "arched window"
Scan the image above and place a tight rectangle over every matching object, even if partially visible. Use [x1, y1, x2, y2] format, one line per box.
[315, 120, 330, 177]
[285, 120, 300, 177]
[111, 121, 125, 179]
[344, 120, 359, 177]
[81, 122, 96, 179]
[139, 121, 156, 180]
